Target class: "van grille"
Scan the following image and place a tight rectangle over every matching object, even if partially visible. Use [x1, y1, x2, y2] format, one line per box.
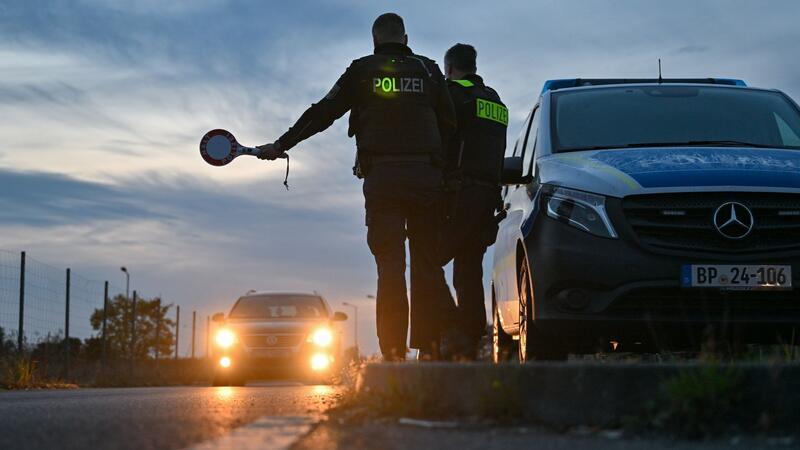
[622, 193, 800, 254]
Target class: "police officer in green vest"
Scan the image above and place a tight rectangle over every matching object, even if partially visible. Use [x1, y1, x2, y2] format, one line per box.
[256, 13, 458, 360]
[439, 43, 508, 359]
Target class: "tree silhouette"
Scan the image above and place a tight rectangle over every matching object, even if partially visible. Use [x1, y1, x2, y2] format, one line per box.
[90, 295, 175, 359]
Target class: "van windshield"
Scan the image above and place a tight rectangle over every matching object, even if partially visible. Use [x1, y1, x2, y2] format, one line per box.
[552, 86, 800, 152]
[229, 294, 328, 319]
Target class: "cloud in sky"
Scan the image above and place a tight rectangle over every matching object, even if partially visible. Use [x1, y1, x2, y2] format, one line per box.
[2, 0, 800, 353]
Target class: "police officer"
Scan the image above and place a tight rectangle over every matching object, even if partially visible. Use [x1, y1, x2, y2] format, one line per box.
[439, 43, 508, 359]
[257, 13, 458, 361]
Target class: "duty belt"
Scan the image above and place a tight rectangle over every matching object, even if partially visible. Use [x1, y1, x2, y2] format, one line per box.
[370, 154, 434, 165]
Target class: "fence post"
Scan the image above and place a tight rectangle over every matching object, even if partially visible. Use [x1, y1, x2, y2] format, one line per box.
[17, 251, 25, 353]
[64, 268, 71, 379]
[130, 290, 137, 371]
[191, 311, 196, 359]
[102, 281, 108, 365]
[174, 305, 180, 360]
[206, 315, 210, 359]
[154, 298, 161, 365]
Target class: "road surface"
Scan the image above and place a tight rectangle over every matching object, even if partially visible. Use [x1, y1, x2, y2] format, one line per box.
[0, 382, 340, 450]
[4, 382, 797, 450]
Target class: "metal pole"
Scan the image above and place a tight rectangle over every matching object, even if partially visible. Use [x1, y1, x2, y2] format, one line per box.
[130, 290, 137, 368]
[64, 268, 71, 379]
[174, 305, 180, 360]
[354, 307, 359, 352]
[206, 316, 210, 359]
[120, 267, 130, 300]
[191, 311, 196, 359]
[343, 302, 359, 354]
[17, 251, 25, 353]
[102, 281, 108, 365]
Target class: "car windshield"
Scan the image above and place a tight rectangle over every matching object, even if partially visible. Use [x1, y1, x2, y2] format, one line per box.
[229, 294, 328, 319]
[552, 85, 800, 152]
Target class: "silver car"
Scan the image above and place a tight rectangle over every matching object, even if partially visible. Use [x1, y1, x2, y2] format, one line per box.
[211, 291, 348, 385]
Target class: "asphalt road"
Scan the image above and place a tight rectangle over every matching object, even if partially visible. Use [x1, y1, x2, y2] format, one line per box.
[0, 382, 341, 450]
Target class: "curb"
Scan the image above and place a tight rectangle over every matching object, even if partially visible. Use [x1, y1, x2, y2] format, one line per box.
[357, 362, 800, 428]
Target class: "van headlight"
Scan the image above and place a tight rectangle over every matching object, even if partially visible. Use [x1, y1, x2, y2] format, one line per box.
[308, 328, 333, 347]
[543, 186, 618, 239]
[215, 329, 236, 348]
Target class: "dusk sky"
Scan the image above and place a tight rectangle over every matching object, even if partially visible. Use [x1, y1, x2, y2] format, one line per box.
[2, 0, 799, 354]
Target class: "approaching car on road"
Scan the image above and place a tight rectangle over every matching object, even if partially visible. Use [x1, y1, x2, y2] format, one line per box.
[492, 78, 800, 362]
[211, 291, 348, 385]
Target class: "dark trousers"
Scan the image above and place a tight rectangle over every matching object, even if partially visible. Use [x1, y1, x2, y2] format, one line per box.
[442, 185, 500, 340]
[363, 162, 456, 357]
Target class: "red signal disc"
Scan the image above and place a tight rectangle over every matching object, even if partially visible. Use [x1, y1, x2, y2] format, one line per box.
[199, 129, 238, 166]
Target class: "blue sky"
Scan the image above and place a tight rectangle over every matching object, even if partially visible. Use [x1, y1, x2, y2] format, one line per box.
[2, 0, 800, 354]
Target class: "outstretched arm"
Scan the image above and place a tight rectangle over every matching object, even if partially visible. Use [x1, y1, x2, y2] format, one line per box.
[258, 64, 357, 159]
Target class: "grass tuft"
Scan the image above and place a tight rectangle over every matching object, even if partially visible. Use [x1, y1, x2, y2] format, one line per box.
[628, 364, 744, 438]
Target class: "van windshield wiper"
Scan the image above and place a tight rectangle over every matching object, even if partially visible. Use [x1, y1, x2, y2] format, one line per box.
[562, 140, 784, 152]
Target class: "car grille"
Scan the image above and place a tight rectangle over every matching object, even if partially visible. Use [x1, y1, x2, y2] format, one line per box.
[622, 193, 800, 254]
[609, 288, 800, 315]
[242, 334, 303, 348]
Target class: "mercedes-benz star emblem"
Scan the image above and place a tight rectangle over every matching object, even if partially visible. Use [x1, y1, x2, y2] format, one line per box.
[713, 202, 755, 240]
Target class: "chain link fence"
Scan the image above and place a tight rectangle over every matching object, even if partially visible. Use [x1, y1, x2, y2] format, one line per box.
[0, 250, 213, 382]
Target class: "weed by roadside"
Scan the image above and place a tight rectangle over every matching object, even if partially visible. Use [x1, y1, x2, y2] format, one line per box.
[0, 356, 77, 390]
[626, 364, 745, 438]
[331, 362, 525, 424]
[0, 354, 214, 389]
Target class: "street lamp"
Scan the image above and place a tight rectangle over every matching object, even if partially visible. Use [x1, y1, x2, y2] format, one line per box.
[342, 302, 359, 354]
[120, 267, 130, 299]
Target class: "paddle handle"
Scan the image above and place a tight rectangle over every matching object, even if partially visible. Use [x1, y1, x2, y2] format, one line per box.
[238, 145, 288, 159]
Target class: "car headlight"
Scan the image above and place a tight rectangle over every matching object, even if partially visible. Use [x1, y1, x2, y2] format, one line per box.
[308, 328, 333, 347]
[310, 353, 332, 371]
[543, 186, 618, 239]
[215, 329, 236, 348]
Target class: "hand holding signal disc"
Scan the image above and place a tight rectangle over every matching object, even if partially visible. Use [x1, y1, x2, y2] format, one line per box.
[199, 129, 286, 166]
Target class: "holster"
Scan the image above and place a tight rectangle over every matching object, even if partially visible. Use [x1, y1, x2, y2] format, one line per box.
[353, 151, 365, 179]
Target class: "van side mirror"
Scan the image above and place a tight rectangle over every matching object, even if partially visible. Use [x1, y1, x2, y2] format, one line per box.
[501, 156, 532, 185]
[211, 312, 225, 323]
[332, 311, 348, 322]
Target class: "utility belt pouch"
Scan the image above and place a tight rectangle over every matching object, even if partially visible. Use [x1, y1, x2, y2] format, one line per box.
[353, 152, 363, 179]
[353, 150, 371, 179]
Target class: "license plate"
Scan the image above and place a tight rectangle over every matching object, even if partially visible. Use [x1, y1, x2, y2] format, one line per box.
[251, 348, 293, 358]
[682, 265, 792, 289]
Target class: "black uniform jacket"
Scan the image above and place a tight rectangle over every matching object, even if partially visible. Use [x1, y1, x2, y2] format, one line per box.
[445, 73, 508, 185]
[277, 42, 456, 160]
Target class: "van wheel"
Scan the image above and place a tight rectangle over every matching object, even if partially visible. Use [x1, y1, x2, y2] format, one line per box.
[492, 295, 516, 363]
[518, 257, 568, 362]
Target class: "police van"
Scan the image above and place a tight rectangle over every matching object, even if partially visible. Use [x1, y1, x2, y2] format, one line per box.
[491, 78, 800, 361]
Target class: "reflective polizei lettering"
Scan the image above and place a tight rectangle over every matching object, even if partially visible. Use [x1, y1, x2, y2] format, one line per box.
[372, 77, 424, 93]
[476, 98, 509, 126]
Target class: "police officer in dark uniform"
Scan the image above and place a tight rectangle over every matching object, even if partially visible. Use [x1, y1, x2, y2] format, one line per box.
[439, 43, 508, 358]
[257, 13, 458, 360]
